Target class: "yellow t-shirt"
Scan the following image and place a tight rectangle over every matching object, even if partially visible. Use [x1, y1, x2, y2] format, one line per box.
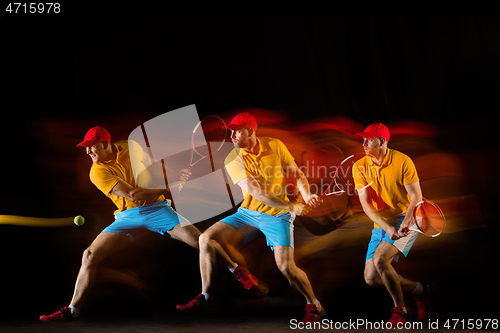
[353, 149, 419, 227]
[224, 137, 294, 216]
[89, 140, 165, 215]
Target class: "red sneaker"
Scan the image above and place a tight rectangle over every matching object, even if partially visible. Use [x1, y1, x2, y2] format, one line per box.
[387, 307, 407, 326]
[39, 306, 73, 322]
[176, 294, 208, 313]
[302, 303, 325, 323]
[414, 281, 435, 320]
[232, 265, 268, 295]
[232, 265, 258, 289]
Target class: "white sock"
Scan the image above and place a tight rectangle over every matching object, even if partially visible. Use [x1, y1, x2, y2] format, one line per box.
[308, 299, 322, 312]
[201, 292, 211, 302]
[228, 263, 238, 273]
[412, 282, 424, 295]
[68, 304, 80, 318]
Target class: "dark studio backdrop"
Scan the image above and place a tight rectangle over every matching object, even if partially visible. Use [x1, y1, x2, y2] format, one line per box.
[1, 12, 499, 323]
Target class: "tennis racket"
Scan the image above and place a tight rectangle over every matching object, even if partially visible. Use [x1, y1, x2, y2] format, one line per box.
[402, 200, 445, 237]
[323, 154, 373, 197]
[188, 115, 228, 170]
[177, 115, 227, 192]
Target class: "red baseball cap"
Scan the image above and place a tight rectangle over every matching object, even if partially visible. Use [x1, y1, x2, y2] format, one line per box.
[77, 126, 111, 147]
[355, 123, 390, 141]
[223, 112, 258, 131]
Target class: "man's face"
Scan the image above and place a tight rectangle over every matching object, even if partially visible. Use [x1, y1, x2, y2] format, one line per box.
[362, 137, 383, 156]
[230, 128, 251, 149]
[86, 142, 109, 163]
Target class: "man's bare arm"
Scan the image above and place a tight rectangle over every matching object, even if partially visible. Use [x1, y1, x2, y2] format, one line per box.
[358, 187, 402, 240]
[285, 161, 321, 207]
[399, 181, 423, 232]
[237, 175, 310, 216]
[110, 179, 169, 202]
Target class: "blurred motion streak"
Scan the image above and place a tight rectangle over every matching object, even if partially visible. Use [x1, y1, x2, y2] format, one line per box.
[19, 111, 486, 310]
[219, 115, 486, 273]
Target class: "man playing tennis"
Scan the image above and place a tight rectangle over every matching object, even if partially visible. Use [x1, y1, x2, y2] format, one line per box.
[353, 123, 433, 324]
[176, 112, 325, 322]
[40, 125, 199, 322]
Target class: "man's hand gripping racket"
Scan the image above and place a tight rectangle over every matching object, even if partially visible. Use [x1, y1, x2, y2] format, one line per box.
[402, 200, 445, 237]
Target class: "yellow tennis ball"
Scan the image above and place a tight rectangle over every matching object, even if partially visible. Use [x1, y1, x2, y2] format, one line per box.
[74, 215, 85, 226]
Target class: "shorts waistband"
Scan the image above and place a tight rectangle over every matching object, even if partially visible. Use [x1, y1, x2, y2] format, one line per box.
[116, 199, 171, 218]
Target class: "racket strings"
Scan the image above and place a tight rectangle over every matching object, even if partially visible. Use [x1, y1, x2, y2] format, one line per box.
[335, 165, 356, 194]
[414, 203, 444, 235]
[193, 117, 227, 156]
[331, 156, 365, 195]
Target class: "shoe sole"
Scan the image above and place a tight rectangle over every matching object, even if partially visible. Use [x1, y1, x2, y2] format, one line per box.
[250, 283, 269, 296]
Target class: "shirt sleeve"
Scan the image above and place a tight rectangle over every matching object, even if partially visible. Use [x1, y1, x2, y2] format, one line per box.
[352, 159, 369, 189]
[402, 156, 419, 185]
[128, 140, 171, 189]
[224, 149, 248, 185]
[276, 139, 295, 167]
[89, 165, 121, 195]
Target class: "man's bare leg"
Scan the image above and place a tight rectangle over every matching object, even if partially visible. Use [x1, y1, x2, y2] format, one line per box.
[365, 257, 418, 294]
[199, 222, 245, 295]
[274, 246, 317, 304]
[167, 223, 202, 250]
[274, 245, 324, 321]
[70, 232, 129, 311]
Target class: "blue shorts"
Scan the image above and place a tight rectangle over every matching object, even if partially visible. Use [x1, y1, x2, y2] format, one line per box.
[102, 200, 188, 241]
[365, 215, 419, 262]
[220, 207, 295, 250]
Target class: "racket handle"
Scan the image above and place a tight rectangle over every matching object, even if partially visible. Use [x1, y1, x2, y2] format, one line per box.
[324, 190, 345, 196]
[402, 227, 409, 233]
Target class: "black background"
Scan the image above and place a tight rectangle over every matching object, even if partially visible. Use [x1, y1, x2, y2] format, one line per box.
[1, 8, 499, 325]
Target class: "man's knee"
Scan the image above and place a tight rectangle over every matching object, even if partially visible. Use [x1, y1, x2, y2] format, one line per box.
[81, 232, 128, 268]
[198, 233, 214, 251]
[365, 259, 383, 288]
[364, 270, 382, 288]
[276, 258, 298, 280]
[373, 254, 389, 272]
[82, 247, 103, 267]
[200, 222, 240, 249]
